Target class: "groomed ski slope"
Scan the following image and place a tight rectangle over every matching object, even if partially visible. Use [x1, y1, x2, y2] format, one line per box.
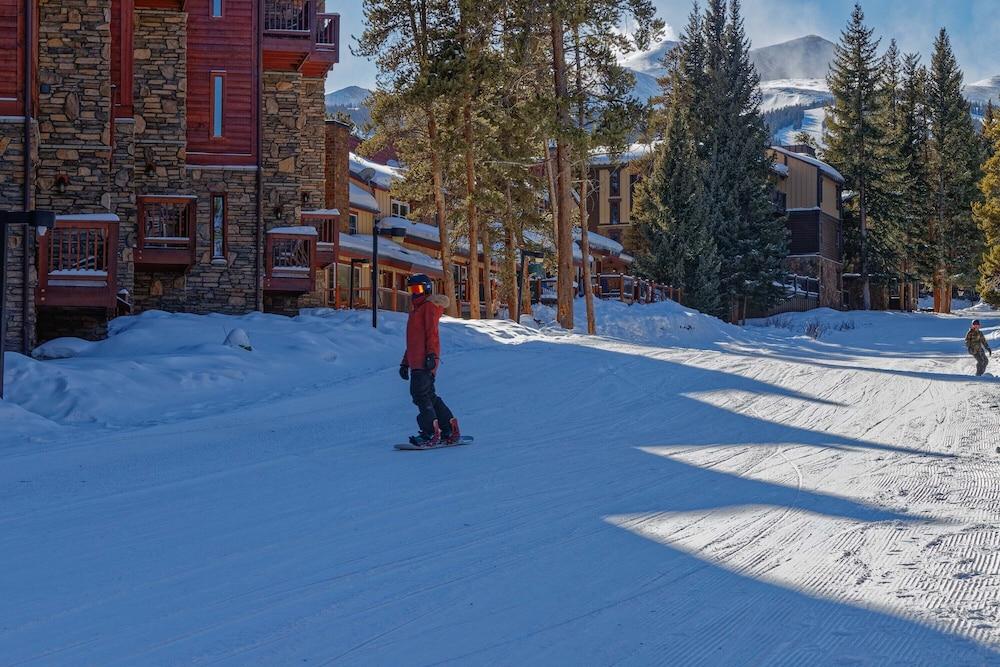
[2, 300, 1000, 665]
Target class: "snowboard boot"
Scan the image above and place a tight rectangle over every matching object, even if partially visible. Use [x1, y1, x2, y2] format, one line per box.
[409, 422, 442, 448]
[443, 418, 461, 445]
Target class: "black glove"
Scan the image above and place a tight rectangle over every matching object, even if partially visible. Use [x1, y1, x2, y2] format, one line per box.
[399, 364, 409, 380]
[424, 353, 437, 371]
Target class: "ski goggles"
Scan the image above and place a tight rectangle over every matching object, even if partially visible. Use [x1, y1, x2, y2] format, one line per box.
[408, 283, 428, 295]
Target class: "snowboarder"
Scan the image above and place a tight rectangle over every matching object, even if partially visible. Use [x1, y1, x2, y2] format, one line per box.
[965, 319, 992, 377]
[399, 274, 460, 446]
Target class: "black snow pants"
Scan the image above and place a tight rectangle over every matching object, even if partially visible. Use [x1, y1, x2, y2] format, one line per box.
[410, 369, 454, 436]
[974, 349, 989, 376]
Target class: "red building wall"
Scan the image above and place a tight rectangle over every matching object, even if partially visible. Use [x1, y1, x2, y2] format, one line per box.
[0, 0, 24, 116]
[186, 0, 257, 165]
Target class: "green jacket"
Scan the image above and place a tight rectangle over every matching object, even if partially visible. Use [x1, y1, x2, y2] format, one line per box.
[966, 328, 991, 355]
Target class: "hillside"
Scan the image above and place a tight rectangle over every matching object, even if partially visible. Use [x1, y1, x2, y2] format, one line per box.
[750, 35, 837, 81]
[326, 85, 373, 130]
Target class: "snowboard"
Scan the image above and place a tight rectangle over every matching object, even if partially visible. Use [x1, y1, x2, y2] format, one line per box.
[394, 436, 474, 451]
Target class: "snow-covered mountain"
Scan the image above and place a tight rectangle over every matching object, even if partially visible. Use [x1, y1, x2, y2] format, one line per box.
[965, 75, 1000, 106]
[326, 86, 373, 130]
[619, 39, 678, 77]
[750, 35, 837, 81]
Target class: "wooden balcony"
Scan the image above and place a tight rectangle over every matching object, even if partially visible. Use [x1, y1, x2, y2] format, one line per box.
[36, 215, 120, 309]
[264, 228, 317, 293]
[302, 209, 339, 267]
[135, 196, 197, 270]
[263, 0, 340, 77]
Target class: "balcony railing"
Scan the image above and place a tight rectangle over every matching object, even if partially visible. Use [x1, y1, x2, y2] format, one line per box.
[37, 216, 119, 309]
[135, 196, 197, 270]
[265, 0, 312, 33]
[265, 229, 317, 292]
[317, 13, 339, 50]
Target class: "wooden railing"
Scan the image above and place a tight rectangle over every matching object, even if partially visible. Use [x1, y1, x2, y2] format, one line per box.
[37, 218, 119, 308]
[136, 196, 197, 269]
[527, 274, 682, 307]
[264, 0, 311, 33]
[316, 13, 339, 53]
[264, 232, 316, 292]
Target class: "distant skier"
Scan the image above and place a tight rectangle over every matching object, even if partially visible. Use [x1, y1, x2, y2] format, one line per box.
[965, 319, 992, 377]
[399, 274, 460, 446]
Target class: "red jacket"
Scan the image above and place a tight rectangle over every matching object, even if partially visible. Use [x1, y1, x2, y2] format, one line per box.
[402, 293, 449, 372]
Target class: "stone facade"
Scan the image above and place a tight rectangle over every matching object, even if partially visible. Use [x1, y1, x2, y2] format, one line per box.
[35, 0, 113, 214]
[0, 118, 38, 353]
[325, 120, 350, 231]
[0, 1, 341, 348]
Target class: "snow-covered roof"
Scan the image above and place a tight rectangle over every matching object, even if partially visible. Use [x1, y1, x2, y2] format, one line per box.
[376, 216, 441, 245]
[589, 141, 660, 166]
[770, 146, 845, 184]
[268, 226, 319, 236]
[574, 229, 623, 255]
[339, 232, 443, 276]
[619, 252, 635, 264]
[350, 152, 405, 190]
[56, 213, 120, 223]
[301, 208, 340, 217]
[349, 182, 381, 213]
[771, 163, 789, 177]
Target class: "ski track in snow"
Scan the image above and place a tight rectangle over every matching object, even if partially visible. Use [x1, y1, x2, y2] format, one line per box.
[2, 305, 1000, 665]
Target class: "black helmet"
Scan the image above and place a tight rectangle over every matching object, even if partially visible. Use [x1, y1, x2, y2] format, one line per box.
[973, 319, 981, 326]
[407, 273, 433, 296]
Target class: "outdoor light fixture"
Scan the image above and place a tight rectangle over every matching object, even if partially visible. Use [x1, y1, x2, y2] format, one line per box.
[54, 174, 69, 194]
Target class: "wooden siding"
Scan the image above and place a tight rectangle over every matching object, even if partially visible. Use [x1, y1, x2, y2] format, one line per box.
[186, 0, 257, 165]
[0, 0, 23, 116]
[821, 177, 839, 218]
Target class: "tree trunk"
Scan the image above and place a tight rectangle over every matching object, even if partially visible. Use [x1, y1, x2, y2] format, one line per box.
[574, 25, 596, 335]
[860, 189, 871, 310]
[462, 97, 481, 319]
[428, 113, 458, 316]
[481, 222, 494, 318]
[504, 222, 518, 321]
[544, 141, 559, 240]
[550, 7, 574, 330]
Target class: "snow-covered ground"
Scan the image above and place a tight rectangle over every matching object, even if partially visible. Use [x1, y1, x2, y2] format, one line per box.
[4, 301, 1000, 664]
[759, 78, 832, 113]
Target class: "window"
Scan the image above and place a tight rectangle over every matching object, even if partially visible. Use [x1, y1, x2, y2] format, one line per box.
[609, 168, 621, 198]
[391, 200, 410, 218]
[211, 194, 226, 259]
[609, 200, 620, 225]
[211, 0, 222, 17]
[211, 72, 224, 138]
[348, 213, 358, 235]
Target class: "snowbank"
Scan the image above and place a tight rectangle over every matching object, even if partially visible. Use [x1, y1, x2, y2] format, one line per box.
[533, 297, 746, 348]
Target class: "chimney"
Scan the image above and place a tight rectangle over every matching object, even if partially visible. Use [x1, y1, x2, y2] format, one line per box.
[325, 120, 351, 234]
[782, 144, 817, 158]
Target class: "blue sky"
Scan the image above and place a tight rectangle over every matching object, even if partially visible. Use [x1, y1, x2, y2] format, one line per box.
[327, 0, 1000, 93]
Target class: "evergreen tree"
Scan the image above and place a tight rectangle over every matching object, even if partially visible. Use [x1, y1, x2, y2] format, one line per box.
[824, 3, 883, 309]
[926, 28, 983, 312]
[898, 53, 934, 301]
[632, 110, 721, 314]
[975, 113, 1000, 305]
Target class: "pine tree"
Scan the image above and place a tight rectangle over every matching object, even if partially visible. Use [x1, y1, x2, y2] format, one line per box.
[824, 3, 882, 310]
[975, 113, 1000, 305]
[632, 110, 721, 315]
[897, 53, 933, 306]
[926, 28, 983, 312]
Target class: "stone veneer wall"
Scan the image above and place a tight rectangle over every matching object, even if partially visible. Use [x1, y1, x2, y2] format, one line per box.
[0, 119, 38, 353]
[131, 167, 259, 313]
[35, 0, 113, 213]
[324, 120, 350, 232]
[111, 119, 136, 302]
[299, 77, 326, 210]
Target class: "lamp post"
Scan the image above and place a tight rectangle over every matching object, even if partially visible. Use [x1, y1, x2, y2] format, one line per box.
[517, 249, 545, 323]
[371, 221, 409, 329]
[0, 210, 56, 399]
